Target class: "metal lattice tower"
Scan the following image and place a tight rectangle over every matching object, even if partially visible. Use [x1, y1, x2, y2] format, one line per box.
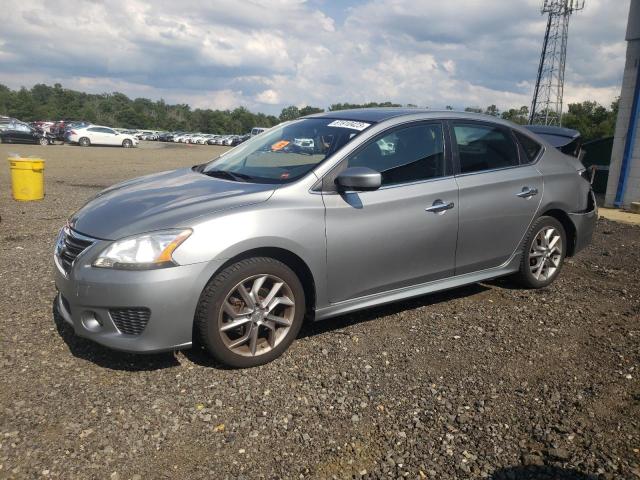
[529, 0, 584, 126]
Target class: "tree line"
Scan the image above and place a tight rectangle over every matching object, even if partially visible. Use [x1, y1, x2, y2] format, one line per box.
[0, 83, 618, 141]
[462, 101, 619, 142]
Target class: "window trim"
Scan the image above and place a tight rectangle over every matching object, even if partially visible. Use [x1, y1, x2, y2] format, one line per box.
[512, 129, 545, 165]
[448, 119, 524, 177]
[317, 119, 451, 193]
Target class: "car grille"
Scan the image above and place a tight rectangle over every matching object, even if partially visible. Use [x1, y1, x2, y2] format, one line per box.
[110, 308, 151, 335]
[57, 227, 95, 273]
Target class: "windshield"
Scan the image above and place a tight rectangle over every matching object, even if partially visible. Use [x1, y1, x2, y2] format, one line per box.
[200, 118, 371, 184]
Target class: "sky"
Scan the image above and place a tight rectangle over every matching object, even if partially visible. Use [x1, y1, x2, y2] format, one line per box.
[0, 0, 631, 115]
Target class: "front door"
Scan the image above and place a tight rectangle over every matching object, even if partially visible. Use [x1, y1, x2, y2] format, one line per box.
[323, 121, 459, 303]
[451, 121, 543, 274]
[10, 124, 33, 143]
[103, 128, 120, 145]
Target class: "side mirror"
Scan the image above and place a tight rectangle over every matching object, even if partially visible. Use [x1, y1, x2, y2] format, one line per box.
[336, 167, 382, 192]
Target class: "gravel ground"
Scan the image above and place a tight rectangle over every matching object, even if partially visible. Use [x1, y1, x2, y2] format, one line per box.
[0, 142, 639, 479]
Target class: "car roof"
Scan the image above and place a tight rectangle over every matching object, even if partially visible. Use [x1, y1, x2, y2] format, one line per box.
[306, 108, 520, 128]
[308, 108, 433, 122]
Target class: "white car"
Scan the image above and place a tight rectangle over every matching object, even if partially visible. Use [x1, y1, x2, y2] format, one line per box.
[68, 125, 138, 148]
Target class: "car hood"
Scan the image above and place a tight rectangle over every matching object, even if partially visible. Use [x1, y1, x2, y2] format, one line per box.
[70, 167, 276, 240]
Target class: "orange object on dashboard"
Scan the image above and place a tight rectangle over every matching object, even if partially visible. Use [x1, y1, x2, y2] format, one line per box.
[271, 140, 290, 151]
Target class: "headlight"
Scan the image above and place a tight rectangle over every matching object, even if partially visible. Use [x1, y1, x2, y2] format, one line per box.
[93, 229, 192, 270]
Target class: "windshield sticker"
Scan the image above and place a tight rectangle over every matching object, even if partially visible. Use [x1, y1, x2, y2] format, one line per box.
[270, 140, 290, 151]
[327, 120, 371, 131]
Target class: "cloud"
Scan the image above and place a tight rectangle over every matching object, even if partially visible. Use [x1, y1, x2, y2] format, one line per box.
[0, 0, 629, 114]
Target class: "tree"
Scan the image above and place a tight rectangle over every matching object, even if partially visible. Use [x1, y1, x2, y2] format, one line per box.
[562, 100, 618, 141]
[464, 106, 483, 114]
[329, 101, 402, 111]
[501, 105, 529, 125]
[484, 104, 499, 117]
[299, 105, 324, 117]
[279, 105, 301, 122]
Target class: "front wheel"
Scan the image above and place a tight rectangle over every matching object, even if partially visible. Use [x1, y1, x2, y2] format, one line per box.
[196, 257, 305, 368]
[514, 216, 566, 288]
[122, 139, 133, 148]
[39, 137, 49, 146]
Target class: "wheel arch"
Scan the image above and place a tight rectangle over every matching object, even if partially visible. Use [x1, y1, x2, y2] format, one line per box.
[206, 247, 317, 316]
[538, 208, 577, 257]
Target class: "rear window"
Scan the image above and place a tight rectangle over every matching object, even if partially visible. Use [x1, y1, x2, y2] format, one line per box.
[452, 123, 520, 173]
[514, 131, 542, 163]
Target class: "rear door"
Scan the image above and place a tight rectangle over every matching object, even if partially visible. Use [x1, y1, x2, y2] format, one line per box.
[85, 127, 105, 145]
[323, 121, 459, 303]
[451, 121, 543, 274]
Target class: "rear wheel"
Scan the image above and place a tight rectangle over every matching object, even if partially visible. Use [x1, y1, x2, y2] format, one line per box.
[196, 257, 305, 368]
[122, 139, 133, 148]
[514, 216, 566, 288]
[79, 137, 90, 147]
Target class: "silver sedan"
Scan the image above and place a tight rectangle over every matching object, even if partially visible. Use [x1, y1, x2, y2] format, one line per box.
[53, 109, 596, 367]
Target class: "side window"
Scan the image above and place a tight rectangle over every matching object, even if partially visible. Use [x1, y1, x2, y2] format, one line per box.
[514, 131, 542, 163]
[453, 123, 519, 174]
[346, 123, 445, 186]
[15, 123, 31, 132]
[104, 128, 116, 135]
[87, 127, 100, 132]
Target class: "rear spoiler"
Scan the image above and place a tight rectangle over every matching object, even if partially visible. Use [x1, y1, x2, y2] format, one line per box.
[524, 125, 599, 183]
[524, 125, 582, 158]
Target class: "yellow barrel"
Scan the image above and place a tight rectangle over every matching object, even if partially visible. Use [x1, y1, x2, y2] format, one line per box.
[8, 156, 45, 201]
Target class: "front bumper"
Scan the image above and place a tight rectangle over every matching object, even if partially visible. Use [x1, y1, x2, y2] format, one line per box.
[54, 250, 224, 353]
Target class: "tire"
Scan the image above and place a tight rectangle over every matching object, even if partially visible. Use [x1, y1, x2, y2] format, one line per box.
[196, 257, 305, 368]
[122, 139, 133, 148]
[513, 216, 567, 288]
[39, 137, 49, 146]
[79, 137, 90, 147]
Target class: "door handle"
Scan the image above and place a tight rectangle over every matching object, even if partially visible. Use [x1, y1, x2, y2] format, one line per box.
[517, 187, 538, 198]
[425, 199, 454, 213]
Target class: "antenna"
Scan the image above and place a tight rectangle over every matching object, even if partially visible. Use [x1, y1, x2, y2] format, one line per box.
[529, 0, 585, 126]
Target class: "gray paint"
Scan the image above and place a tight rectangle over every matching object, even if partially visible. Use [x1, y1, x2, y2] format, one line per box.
[54, 111, 597, 353]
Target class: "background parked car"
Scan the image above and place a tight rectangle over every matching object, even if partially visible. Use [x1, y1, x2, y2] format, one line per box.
[0, 119, 52, 145]
[67, 125, 139, 148]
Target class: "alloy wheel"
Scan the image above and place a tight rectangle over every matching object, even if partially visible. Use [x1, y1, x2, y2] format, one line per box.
[218, 274, 295, 357]
[529, 226, 562, 282]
